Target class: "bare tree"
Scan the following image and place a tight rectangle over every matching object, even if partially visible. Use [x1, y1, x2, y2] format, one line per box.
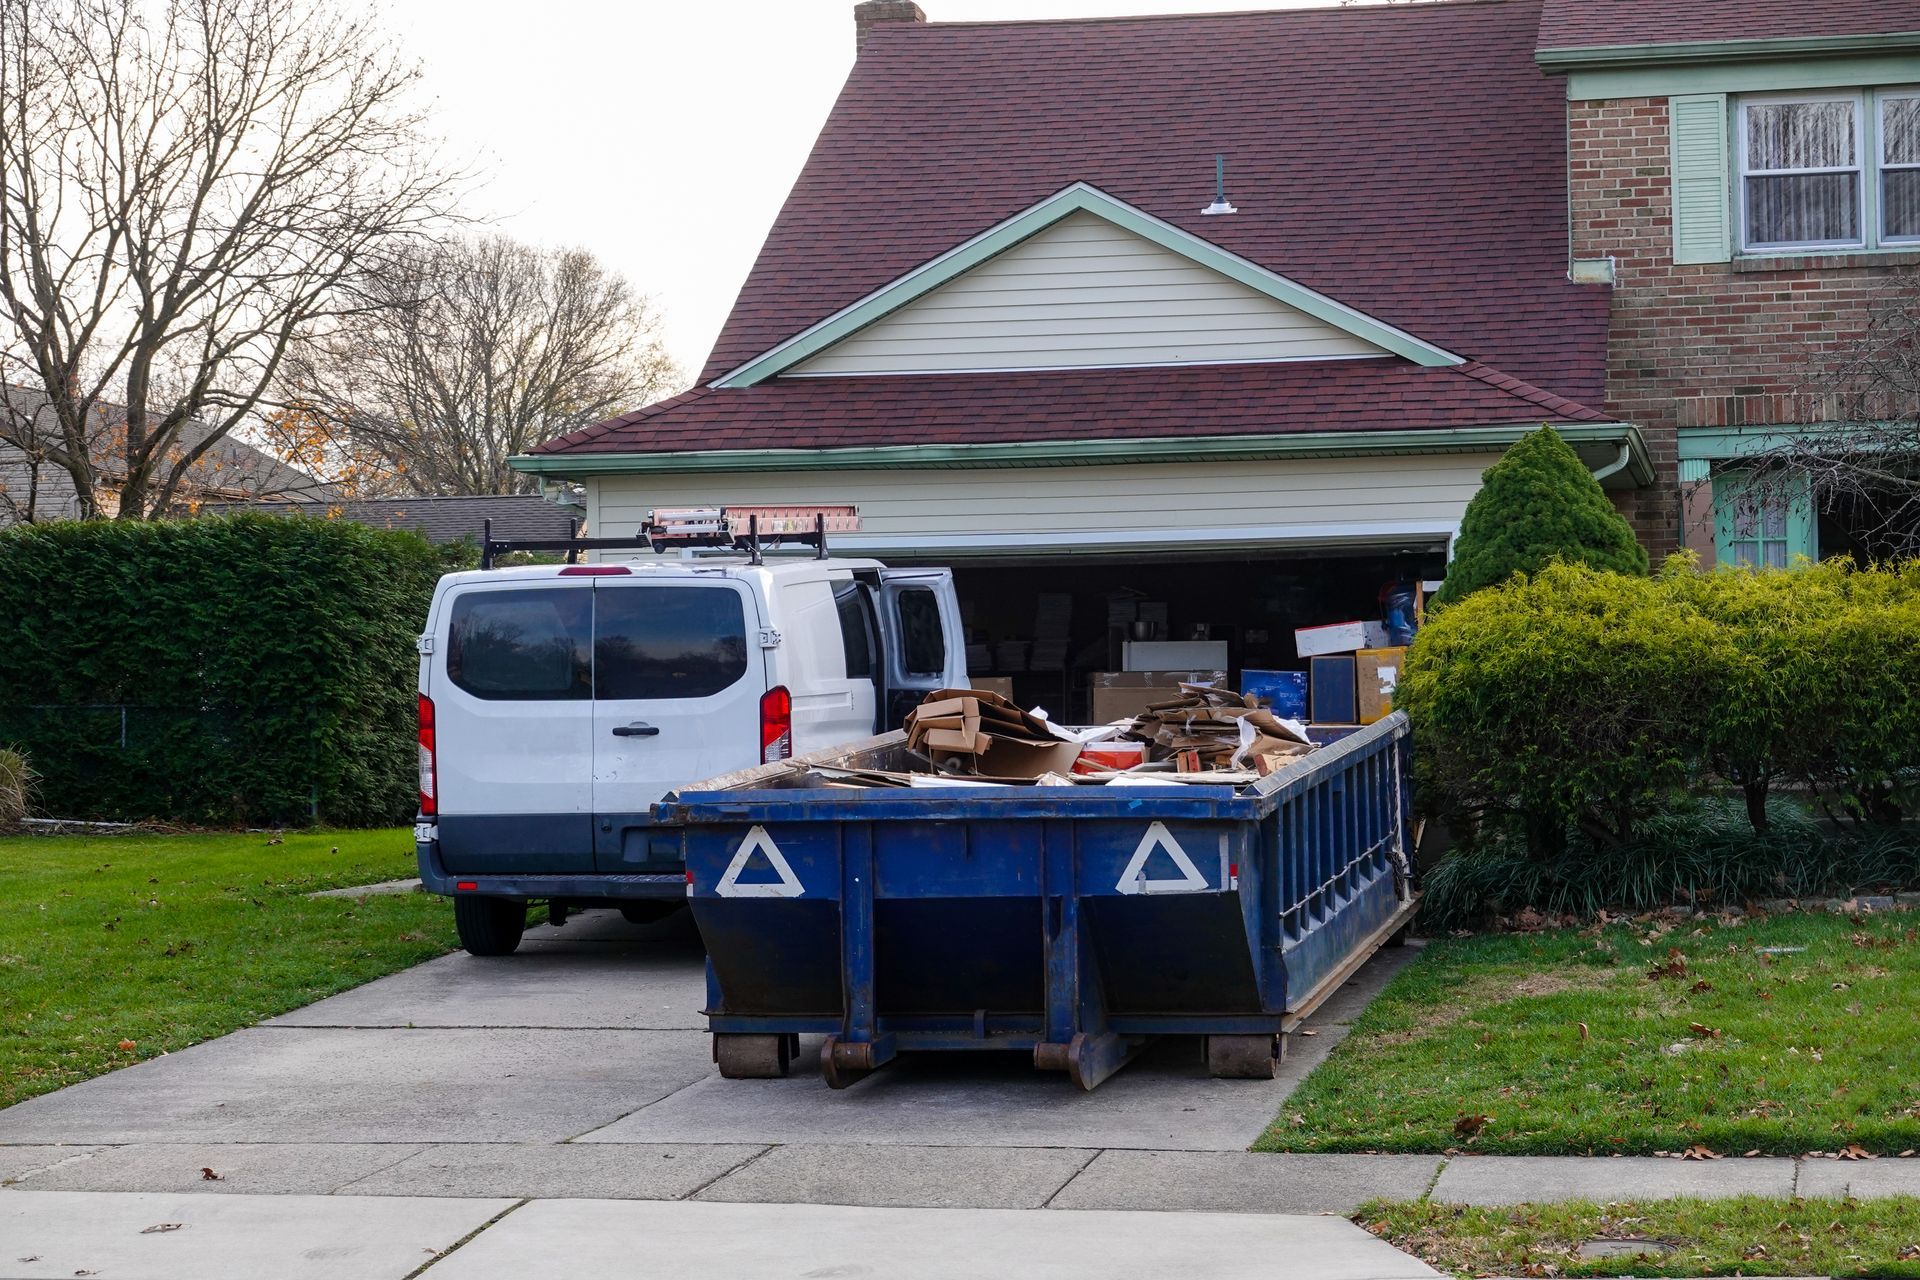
[1740, 270, 1920, 559]
[272, 234, 680, 496]
[0, 0, 458, 520]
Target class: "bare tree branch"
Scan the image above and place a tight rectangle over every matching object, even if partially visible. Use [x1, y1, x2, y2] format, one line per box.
[270, 233, 680, 496]
[0, 0, 462, 519]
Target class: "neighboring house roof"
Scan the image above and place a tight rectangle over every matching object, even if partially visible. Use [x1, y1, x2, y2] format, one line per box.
[542, 0, 1611, 461]
[1536, 0, 1920, 55]
[0, 384, 330, 508]
[197, 494, 580, 545]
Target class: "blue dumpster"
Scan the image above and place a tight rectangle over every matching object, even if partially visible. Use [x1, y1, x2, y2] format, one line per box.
[656, 712, 1417, 1089]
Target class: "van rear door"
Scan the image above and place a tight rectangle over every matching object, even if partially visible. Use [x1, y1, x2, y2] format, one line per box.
[591, 576, 767, 873]
[432, 581, 595, 875]
[875, 568, 968, 728]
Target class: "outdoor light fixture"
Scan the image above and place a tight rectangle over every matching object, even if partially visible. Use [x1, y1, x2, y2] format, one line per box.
[1201, 154, 1237, 215]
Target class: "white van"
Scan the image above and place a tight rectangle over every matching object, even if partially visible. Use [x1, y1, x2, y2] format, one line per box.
[413, 545, 965, 955]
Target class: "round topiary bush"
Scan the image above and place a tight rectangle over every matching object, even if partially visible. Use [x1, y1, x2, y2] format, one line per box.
[1434, 426, 1649, 606]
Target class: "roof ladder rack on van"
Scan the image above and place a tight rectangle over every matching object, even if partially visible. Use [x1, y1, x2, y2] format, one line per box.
[477, 505, 860, 569]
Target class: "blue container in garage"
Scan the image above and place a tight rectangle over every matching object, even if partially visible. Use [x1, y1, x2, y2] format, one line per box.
[1310, 655, 1358, 724]
[1241, 669, 1309, 720]
[656, 715, 1418, 1091]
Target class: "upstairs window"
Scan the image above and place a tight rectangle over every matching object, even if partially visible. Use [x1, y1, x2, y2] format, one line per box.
[1738, 89, 1920, 253]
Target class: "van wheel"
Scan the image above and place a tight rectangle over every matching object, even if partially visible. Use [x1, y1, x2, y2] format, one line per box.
[619, 902, 682, 925]
[454, 896, 526, 956]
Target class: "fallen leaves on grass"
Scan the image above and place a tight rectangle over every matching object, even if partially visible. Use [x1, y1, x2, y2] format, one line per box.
[1454, 1113, 1492, 1140]
[1840, 1144, 1875, 1161]
[115, 1039, 135, 1051]
[1689, 980, 1713, 993]
[1688, 1022, 1722, 1039]
[1647, 948, 1689, 981]
[1681, 1144, 1723, 1160]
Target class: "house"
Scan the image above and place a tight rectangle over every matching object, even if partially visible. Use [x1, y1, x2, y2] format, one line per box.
[1537, 0, 1920, 566]
[0, 385, 330, 523]
[514, 0, 1920, 711]
[195, 493, 582, 546]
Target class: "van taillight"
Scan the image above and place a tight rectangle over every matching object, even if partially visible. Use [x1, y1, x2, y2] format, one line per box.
[417, 693, 438, 817]
[760, 685, 792, 764]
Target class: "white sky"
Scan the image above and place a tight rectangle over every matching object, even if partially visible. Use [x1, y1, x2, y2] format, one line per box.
[391, 0, 1334, 384]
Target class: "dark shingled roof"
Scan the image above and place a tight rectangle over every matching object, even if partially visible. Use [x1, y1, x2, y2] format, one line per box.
[1537, 0, 1920, 52]
[198, 494, 579, 545]
[544, 0, 1612, 459]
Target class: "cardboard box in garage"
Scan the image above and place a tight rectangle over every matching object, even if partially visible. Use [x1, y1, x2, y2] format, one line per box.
[1088, 670, 1226, 723]
[1355, 647, 1408, 724]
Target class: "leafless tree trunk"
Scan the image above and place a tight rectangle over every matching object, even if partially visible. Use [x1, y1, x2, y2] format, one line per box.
[273, 234, 679, 496]
[0, 0, 459, 520]
[1743, 269, 1920, 559]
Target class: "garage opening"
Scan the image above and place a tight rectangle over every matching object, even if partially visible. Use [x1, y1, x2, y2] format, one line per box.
[894, 544, 1448, 724]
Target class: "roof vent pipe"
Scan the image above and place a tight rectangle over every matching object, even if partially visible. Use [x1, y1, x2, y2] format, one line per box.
[1201, 154, 1237, 215]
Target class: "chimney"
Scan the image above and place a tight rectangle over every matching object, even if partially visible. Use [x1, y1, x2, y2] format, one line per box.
[854, 1, 925, 53]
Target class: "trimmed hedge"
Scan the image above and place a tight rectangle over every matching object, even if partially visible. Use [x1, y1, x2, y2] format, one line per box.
[1401, 558, 1920, 855]
[0, 516, 443, 826]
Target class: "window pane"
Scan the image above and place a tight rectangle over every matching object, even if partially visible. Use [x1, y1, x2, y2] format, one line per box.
[1886, 170, 1920, 241]
[1884, 97, 1920, 166]
[1763, 541, 1788, 569]
[1745, 173, 1859, 244]
[1760, 499, 1787, 539]
[1745, 99, 1855, 170]
[833, 582, 875, 680]
[448, 589, 591, 701]
[595, 587, 749, 700]
[1733, 541, 1758, 568]
[896, 588, 946, 677]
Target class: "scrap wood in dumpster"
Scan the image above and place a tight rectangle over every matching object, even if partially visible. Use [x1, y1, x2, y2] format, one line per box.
[796, 687, 1317, 790]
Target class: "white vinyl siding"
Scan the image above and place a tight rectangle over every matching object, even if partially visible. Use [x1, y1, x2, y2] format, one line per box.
[788, 212, 1386, 377]
[585, 454, 1496, 556]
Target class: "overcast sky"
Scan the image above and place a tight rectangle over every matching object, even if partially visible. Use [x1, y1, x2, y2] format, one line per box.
[392, 0, 1334, 386]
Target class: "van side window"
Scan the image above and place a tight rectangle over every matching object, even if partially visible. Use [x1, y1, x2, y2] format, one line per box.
[447, 589, 591, 700]
[596, 586, 749, 700]
[833, 581, 877, 680]
[896, 587, 945, 677]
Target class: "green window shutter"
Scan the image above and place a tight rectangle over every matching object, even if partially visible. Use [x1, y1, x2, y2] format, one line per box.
[1670, 94, 1732, 265]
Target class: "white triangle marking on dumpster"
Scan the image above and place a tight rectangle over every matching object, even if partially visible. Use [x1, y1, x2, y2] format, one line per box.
[1115, 821, 1209, 895]
[714, 826, 805, 898]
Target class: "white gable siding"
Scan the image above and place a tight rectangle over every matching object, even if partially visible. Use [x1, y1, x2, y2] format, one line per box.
[586, 453, 1494, 557]
[787, 212, 1386, 377]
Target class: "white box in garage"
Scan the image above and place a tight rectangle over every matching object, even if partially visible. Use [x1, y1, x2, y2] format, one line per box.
[1294, 620, 1390, 658]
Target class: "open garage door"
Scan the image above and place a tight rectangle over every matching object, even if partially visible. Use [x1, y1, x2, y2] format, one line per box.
[889, 543, 1448, 723]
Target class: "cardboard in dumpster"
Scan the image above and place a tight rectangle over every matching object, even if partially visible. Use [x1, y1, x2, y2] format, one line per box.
[1125, 685, 1314, 773]
[1355, 646, 1407, 724]
[904, 688, 1083, 779]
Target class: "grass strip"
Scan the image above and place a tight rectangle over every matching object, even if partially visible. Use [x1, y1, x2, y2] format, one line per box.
[1262, 911, 1920, 1155]
[2, 828, 454, 1107]
[1360, 1195, 1920, 1277]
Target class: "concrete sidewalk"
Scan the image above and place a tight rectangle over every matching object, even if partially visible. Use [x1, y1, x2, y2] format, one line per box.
[0, 1191, 1440, 1280]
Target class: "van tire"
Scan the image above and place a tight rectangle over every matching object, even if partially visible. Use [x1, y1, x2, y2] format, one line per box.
[619, 902, 682, 926]
[454, 897, 526, 956]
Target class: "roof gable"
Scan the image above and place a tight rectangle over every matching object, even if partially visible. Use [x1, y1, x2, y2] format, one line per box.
[718, 185, 1458, 386]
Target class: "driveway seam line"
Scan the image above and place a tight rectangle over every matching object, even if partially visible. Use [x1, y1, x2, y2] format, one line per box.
[558, 1072, 715, 1142]
[683, 1144, 780, 1200]
[402, 1197, 529, 1280]
[1421, 1156, 1448, 1201]
[1040, 1147, 1104, 1209]
[327, 1143, 438, 1195]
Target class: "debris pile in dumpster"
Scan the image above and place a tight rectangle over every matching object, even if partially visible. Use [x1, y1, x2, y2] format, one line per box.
[801, 686, 1315, 789]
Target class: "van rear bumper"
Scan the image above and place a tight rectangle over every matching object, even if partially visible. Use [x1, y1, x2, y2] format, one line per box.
[415, 827, 686, 901]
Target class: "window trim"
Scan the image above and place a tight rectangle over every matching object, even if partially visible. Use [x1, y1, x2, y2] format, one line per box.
[1735, 86, 1920, 255]
[1711, 468, 1818, 568]
[1878, 89, 1920, 246]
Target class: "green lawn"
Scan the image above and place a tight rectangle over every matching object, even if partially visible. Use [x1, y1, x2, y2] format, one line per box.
[1262, 911, 1920, 1155]
[1, 828, 455, 1107]
[1361, 1197, 1920, 1278]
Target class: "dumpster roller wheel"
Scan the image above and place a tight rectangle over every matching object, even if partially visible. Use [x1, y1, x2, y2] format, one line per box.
[714, 1033, 793, 1079]
[1205, 1033, 1282, 1079]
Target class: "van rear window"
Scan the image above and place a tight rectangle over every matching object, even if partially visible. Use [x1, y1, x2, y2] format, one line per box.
[896, 586, 946, 677]
[447, 589, 591, 701]
[595, 586, 750, 700]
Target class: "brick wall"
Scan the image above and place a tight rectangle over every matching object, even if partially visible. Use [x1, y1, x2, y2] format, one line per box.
[1568, 97, 1918, 556]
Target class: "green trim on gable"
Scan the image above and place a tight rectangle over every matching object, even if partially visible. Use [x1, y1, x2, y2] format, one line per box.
[1678, 423, 1874, 459]
[1567, 52, 1920, 101]
[514, 422, 1651, 485]
[710, 183, 1463, 387]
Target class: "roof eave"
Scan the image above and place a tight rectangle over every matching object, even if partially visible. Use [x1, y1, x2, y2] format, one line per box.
[1536, 30, 1920, 73]
[512, 422, 1652, 487]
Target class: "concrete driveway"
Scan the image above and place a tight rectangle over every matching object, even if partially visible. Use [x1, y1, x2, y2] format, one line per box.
[0, 909, 1437, 1278]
